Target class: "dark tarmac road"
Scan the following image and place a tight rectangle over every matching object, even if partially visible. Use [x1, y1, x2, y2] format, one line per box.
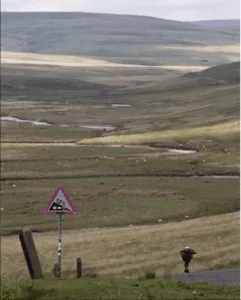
[160, 268, 240, 288]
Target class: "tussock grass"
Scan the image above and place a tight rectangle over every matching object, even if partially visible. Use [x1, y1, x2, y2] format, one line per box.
[1, 177, 239, 234]
[1, 142, 239, 178]
[1, 212, 239, 283]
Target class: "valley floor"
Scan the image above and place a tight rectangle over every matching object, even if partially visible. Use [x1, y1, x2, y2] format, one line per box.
[0, 59, 239, 293]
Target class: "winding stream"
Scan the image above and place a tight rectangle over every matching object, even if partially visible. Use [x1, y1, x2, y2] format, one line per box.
[2, 141, 198, 154]
[1, 116, 198, 153]
[111, 104, 132, 108]
[167, 149, 197, 154]
[1, 141, 238, 178]
[0, 116, 117, 131]
[81, 125, 117, 131]
[1, 116, 239, 178]
[0, 116, 50, 126]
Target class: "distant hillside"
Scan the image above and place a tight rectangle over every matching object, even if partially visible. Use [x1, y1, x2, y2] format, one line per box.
[197, 61, 240, 82]
[1, 12, 240, 66]
[191, 19, 240, 28]
[177, 61, 240, 89]
[142, 61, 241, 93]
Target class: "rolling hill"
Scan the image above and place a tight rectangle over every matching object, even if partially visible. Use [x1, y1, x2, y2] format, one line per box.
[1, 12, 240, 67]
[194, 61, 240, 83]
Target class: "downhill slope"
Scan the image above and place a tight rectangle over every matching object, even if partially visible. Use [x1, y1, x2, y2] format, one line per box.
[1, 212, 239, 281]
[1, 12, 240, 66]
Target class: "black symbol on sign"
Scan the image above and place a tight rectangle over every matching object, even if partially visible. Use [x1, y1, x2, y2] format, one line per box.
[49, 199, 71, 211]
[56, 198, 65, 206]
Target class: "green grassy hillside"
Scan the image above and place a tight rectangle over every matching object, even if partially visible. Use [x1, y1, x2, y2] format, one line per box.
[196, 61, 240, 82]
[1, 12, 240, 66]
[1, 62, 176, 102]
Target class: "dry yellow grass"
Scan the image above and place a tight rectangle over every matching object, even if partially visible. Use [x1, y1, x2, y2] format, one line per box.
[156, 44, 240, 54]
[157, 65, 208, 71]
[1, 51, 125, 67]
[1, 51, 208, 71]
[1, 212, 239, 283]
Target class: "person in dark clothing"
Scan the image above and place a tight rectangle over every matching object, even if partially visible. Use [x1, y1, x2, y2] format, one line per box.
[180, 246, 197, 273]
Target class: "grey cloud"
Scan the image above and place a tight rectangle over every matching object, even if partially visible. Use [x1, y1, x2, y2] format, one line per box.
[1, 0, 240, 21]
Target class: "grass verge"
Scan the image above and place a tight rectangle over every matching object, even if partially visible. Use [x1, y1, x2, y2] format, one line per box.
[1, 277, 239, 300]
[1, 212, 239, 283]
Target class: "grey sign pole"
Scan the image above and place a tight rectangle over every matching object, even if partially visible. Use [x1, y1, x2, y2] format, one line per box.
[57, 212, 64, 274]
[45, 186, 76, 278]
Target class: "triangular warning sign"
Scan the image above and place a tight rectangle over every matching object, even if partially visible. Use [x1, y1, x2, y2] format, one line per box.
[44, 186, 76, 215]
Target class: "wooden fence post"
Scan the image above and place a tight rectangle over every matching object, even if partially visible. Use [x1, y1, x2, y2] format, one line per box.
[19, 228, 44, 279]
[77, 257, 82, 278]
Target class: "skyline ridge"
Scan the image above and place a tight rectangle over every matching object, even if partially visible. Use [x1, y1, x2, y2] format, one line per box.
[1, 11, 240, 23]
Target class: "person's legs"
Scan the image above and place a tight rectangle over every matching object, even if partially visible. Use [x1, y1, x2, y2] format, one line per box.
[181, 251, 194, 273]
[181, 254, 188, 270]
[184, 261, 189, 273]
[184, 257, 191, 273]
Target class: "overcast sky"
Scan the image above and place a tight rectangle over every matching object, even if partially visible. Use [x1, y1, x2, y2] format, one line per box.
[2, 0, 240, 21]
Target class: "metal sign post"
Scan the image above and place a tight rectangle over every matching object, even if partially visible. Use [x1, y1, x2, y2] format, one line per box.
[44, 186, 76, 278]
[57, 212, 64, 270]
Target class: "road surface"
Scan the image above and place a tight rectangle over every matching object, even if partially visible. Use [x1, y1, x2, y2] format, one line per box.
[160, 268, 240, 288]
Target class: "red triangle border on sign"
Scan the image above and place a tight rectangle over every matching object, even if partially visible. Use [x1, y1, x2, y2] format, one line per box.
[44, 186, 76, 215]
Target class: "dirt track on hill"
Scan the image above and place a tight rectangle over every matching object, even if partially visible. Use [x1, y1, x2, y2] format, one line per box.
[160, 268, 240, 288]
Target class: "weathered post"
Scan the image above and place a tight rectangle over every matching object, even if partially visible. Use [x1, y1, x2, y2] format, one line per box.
[76, 257, 82, 278]
[19, 228, 44, 279]
[53, 263, 61, 278]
